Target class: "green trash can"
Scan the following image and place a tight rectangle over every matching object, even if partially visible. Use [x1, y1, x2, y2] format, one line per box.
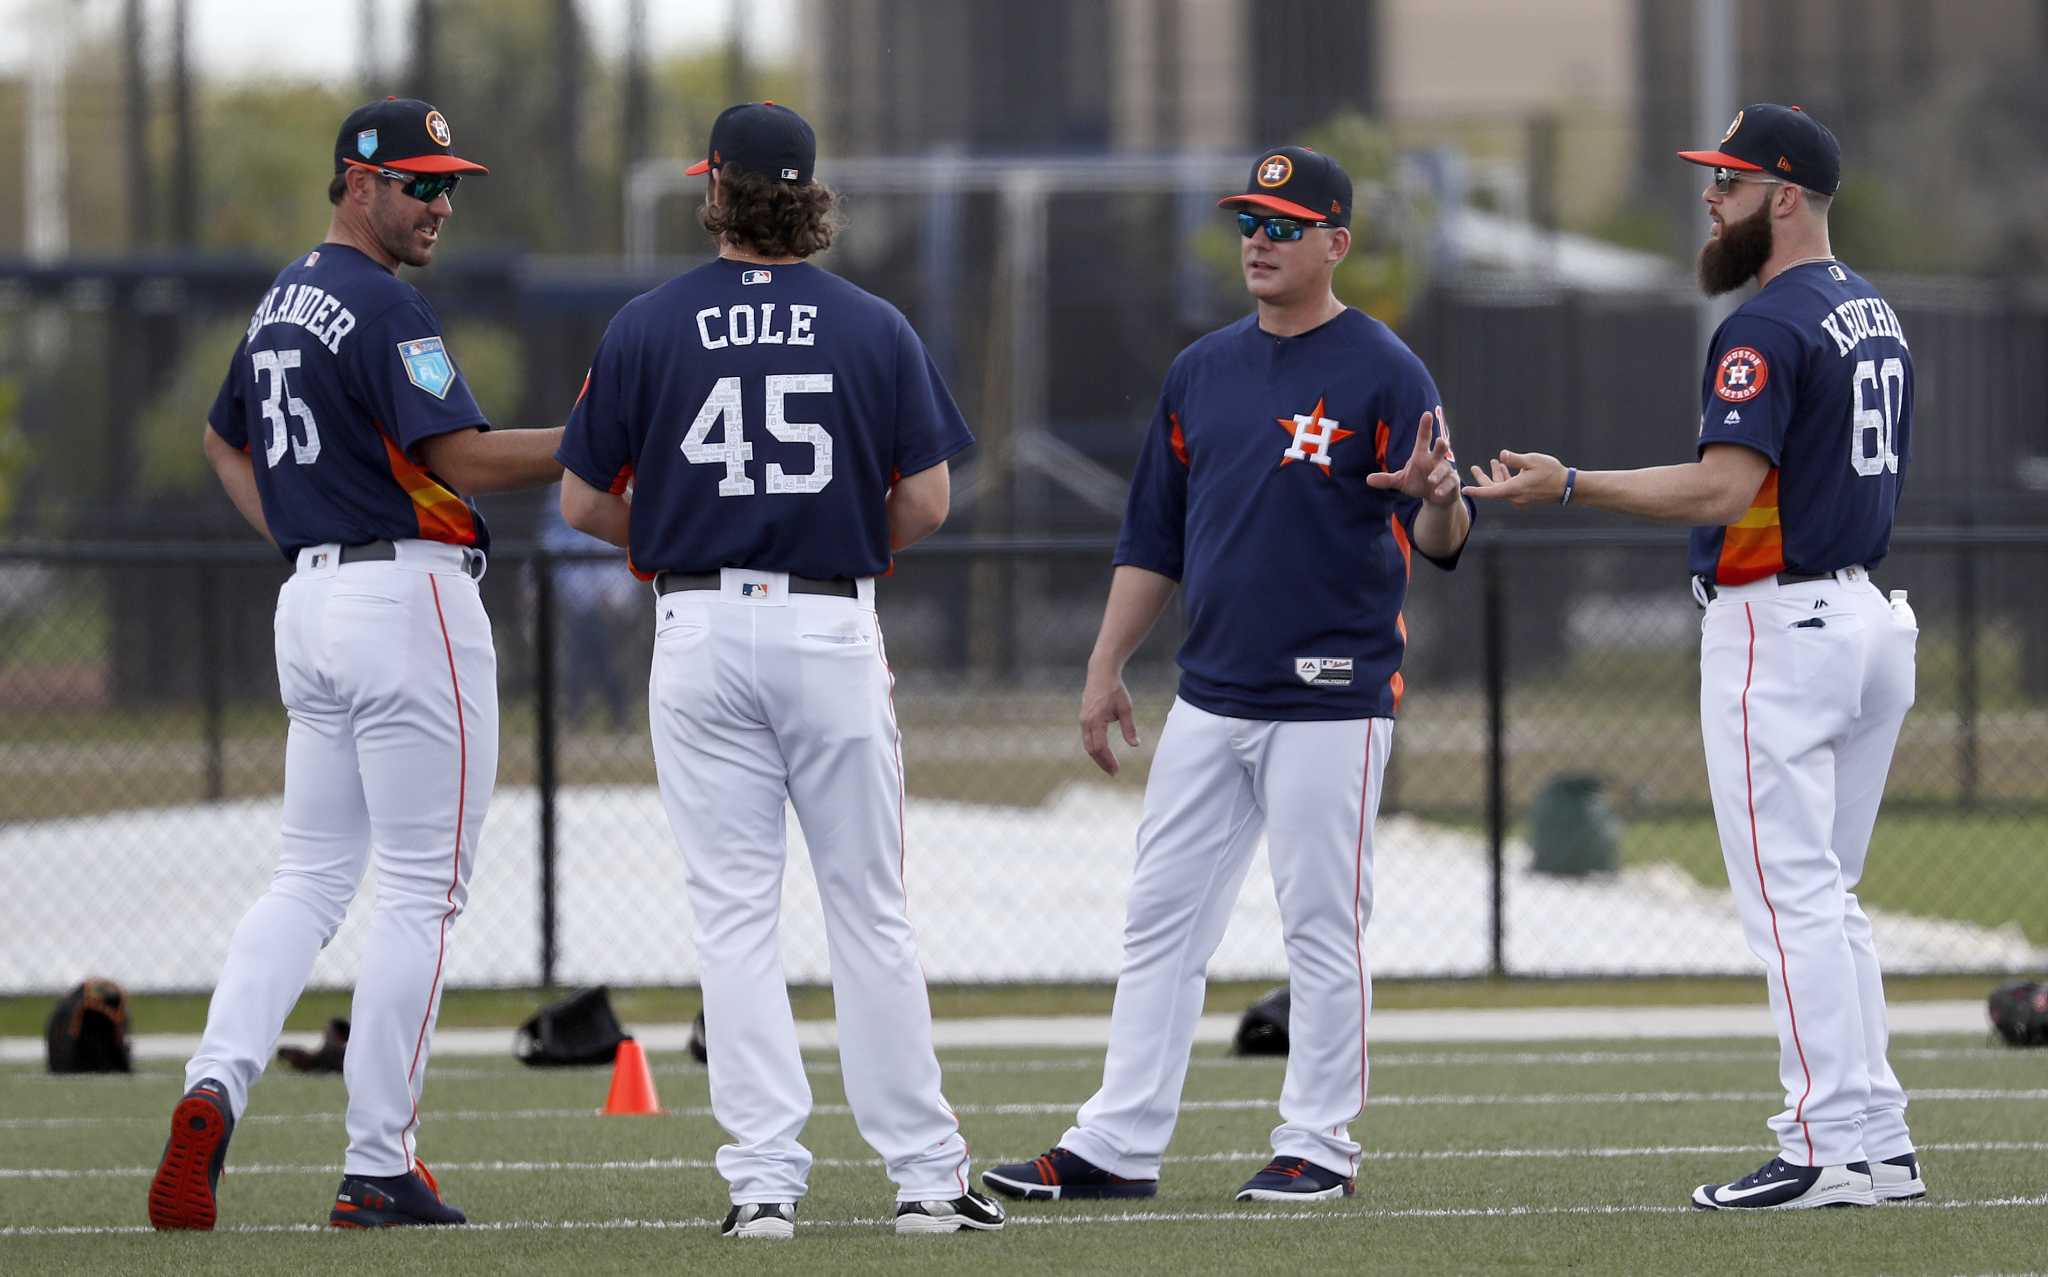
[1527, 774, 1623, 876]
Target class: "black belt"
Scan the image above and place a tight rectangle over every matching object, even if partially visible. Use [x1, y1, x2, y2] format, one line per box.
[1691, 567, 1853, 606]
[335, 540, 484, 580]
[655, 570, 857, 598]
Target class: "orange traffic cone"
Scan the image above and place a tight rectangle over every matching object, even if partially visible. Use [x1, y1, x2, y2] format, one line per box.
[599, 1037, 663, 1116]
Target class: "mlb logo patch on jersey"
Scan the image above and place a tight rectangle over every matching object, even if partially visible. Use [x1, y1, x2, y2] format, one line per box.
[741, 582, 771, 598]
[741, 269, 773, 285]
[1713, 346, 1768, 403]
[398, 337, 456, 399]
[1295, 657, 1353, 687]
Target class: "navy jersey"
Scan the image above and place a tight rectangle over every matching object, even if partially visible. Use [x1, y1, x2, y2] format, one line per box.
[207, 244, 492, 558]
[1690, 261, 1912, 583]
[1115, 308, 1473, 721]
[556, 258, 973, 579]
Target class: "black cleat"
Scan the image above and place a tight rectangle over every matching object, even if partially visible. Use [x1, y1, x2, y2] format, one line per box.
[330, 1161, 467, 1227]
[982, 1147, 1158, 1201]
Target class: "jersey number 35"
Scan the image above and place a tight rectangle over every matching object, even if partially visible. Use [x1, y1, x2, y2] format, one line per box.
[252, 349, 322, 468]
[682, 374, 834, 496]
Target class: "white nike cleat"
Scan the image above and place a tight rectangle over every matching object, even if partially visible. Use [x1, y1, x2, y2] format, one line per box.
[1691, 1156, 1875, 1210]
[720, 1201, 795, 1239]
[893, 1189, 1006, 1234]
[1871, 1152, 1927, 1202]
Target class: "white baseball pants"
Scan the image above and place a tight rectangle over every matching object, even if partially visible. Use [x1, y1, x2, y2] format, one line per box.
[1699, 567, 1917, 1167]
[648, 568, 969, 1205]
[185, 540, 498, 1176]
[1061, 698, 1393, 1179]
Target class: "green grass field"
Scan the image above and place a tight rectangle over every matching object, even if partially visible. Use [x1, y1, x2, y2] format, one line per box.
[3, 1033, 2043, 1275]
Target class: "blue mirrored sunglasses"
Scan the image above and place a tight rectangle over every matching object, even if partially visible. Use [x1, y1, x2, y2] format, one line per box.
[349, 161, 461, 203]
[379, 168, 461, 203]
[1236, 210, 1334, 242]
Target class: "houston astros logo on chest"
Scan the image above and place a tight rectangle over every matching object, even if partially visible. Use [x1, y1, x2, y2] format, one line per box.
[1275, 397, 1355, 473]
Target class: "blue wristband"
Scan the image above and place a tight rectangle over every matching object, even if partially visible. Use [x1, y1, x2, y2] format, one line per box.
[1560, 466, 1578, 506]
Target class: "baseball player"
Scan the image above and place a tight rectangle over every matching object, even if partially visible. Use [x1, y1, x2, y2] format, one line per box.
[1466, 104, 1923, 1210]
[556, 101, 1005, 1239]
[984, 146, 1473, 1205]
[148, 98, 566, 1231]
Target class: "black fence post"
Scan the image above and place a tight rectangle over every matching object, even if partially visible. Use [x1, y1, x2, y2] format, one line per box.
[198, 562, 225, 802]
[534, 552, 561, 988]
[1484, 541, 1508, 978]
[1957, 512, 1979, 808]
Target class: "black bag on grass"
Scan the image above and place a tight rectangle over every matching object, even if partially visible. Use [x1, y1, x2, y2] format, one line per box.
[515, 986, 628, 1066]
[46, 978, 132, 1074]
[1233, 986, 1291, 1057]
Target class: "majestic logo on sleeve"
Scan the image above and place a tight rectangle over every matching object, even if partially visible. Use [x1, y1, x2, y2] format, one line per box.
[1713, 347, 1769, 403]
[398, 336, 456, 399]
[1275, 397, 1354, 473]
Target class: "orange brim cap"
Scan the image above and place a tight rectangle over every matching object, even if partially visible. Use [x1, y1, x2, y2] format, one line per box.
[374, 155, 490, 175]
[685, 158, 712, 175]
[1218, 193, 1326, 221]
[1676, 150, 1762, 171]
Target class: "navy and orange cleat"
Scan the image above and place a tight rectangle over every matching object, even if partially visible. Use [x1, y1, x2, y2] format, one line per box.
[981, 1147, 1158, 1201]
[147, 1078, 236, 1230]
[330, 1161, 467, 1227]
[1234, 1157, 1356, 1202]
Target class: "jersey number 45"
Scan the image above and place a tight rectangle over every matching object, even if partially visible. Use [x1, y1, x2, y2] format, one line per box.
[682, 374, 833, 496]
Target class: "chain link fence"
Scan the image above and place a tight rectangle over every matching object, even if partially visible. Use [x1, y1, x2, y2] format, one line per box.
[4, 529, 2043, 994]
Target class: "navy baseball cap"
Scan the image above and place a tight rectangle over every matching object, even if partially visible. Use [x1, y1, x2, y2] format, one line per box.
[1217, 145, 1352, 227]
[335, 97, 488, 175]
[1678, 103, 1839, 195]
[685, 102, 816, 184]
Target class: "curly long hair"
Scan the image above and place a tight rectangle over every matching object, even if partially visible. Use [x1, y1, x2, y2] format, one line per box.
[700, 165, 842, 258]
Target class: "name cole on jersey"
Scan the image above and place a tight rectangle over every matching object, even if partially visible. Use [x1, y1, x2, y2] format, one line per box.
[696, 302, 819, 350]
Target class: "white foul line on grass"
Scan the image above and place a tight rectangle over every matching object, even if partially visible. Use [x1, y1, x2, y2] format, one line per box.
[5, 1193, 2048, 1238]
[10, 1139, 2048, 1183]
[8, 1087, 2048, 1131]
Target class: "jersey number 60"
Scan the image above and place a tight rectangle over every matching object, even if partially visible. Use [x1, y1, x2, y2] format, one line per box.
[252, 348, 322, 468]
[1850, 357, 1903, 477]
[681, 374, 834, 496]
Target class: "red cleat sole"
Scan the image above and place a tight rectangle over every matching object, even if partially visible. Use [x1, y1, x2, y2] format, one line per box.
[147, 1091, 230, 1230]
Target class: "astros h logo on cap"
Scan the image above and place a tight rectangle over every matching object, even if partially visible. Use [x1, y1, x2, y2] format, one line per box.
[1219, 144, 1354, 227]
[334, 97, 489, 176]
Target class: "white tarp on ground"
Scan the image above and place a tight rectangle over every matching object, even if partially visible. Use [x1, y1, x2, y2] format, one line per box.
[5, 785, 2039, 992]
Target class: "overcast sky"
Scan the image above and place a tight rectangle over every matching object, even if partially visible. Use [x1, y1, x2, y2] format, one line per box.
[0, 0, 797, 79]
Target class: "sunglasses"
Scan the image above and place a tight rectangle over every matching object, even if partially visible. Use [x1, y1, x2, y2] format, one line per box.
[1711, 166, 1784, 196]
[349, 161, 461, 203]
[1236, 211, 1335, 242]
